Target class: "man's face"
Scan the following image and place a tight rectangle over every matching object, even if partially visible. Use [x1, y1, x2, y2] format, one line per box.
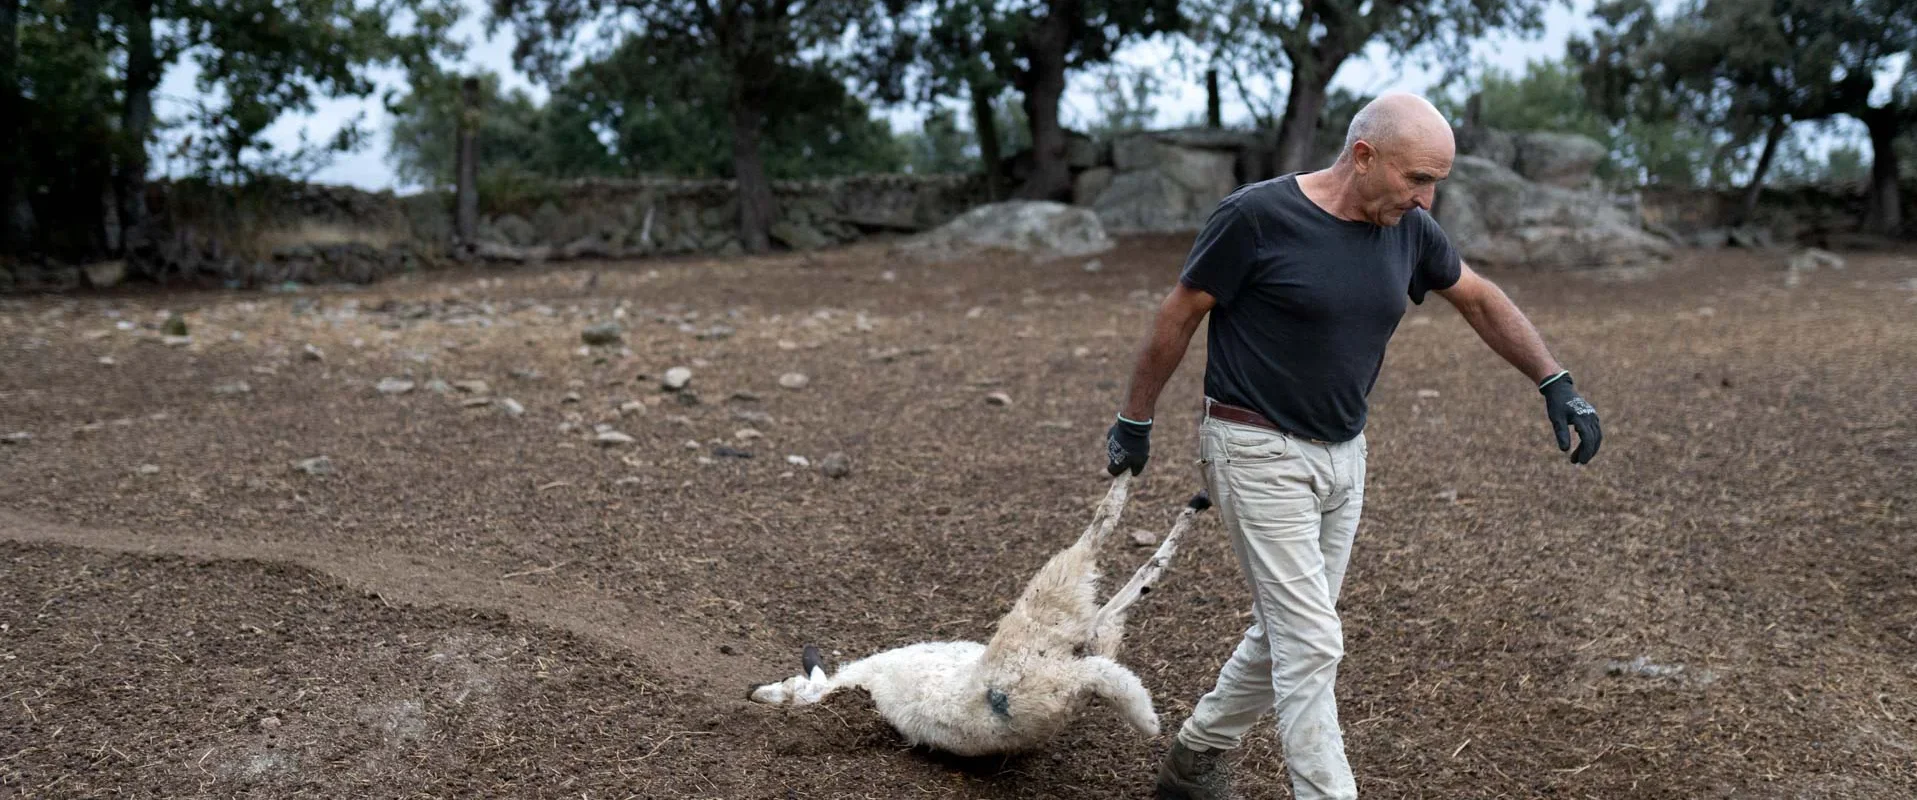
[1351, 136, 1453, 226]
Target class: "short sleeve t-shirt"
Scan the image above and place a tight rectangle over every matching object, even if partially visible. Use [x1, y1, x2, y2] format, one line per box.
[1178, 173, 1463, 443]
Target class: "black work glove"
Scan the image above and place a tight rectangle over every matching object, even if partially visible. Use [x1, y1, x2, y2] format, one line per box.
[1105, 415, 1152, 476]
[1539, 371, 1601, 464]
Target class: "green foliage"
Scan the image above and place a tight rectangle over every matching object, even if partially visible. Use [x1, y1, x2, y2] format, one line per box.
[384, 36, 907, 184]
[899, 106, 975, 175]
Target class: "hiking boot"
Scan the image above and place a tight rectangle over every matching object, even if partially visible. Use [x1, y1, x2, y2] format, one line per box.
[1155, 738, 1233, 800]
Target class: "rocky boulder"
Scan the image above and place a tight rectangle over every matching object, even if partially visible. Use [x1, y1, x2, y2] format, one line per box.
[1433, 155, 1673, 270]
[1094, 134, 1239, 234]
[893, 200, 1115, 262]
[1513, 132, 1608, 189]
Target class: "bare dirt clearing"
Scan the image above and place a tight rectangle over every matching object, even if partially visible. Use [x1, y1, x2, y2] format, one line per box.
[2, 237, 1914, 798]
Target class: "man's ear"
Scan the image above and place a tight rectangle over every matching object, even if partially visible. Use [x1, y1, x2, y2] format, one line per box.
[1351, 140, 1375, 174]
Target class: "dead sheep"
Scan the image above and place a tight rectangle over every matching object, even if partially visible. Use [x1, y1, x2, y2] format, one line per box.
[748, 473, 1209, 757]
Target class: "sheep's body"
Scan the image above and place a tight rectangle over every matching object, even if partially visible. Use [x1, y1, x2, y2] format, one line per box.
[749, 474, 1208, 757]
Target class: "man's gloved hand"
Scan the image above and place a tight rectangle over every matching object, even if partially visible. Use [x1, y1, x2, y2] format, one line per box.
[1105, 415, 1152, 476]
[1539, 371, 1601, 464]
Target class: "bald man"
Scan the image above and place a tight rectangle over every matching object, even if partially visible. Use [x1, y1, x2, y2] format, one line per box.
[1104, 92, 1602, 799]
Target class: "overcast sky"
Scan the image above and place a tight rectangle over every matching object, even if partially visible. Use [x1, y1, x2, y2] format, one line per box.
[140, 0, 1870, 193]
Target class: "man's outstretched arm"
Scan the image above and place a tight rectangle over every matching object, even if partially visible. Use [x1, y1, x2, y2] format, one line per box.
[1105, 284, 1216, 476]
[1436, 262, 1603, 464]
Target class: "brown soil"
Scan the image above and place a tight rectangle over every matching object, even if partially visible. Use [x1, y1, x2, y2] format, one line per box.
[2, 237, 1913, 799]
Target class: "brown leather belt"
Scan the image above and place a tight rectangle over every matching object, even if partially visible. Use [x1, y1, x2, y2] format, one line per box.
[1205, 399, 1330, 444]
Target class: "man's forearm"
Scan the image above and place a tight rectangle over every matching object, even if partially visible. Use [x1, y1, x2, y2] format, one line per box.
[1455, 284, 1564, 384]
[1121, 303, 1206, 421]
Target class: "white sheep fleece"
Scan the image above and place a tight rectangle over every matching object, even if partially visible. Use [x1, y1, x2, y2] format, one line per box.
[748, 473, 1208, 757]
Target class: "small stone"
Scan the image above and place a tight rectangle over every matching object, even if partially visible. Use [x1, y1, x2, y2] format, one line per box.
[786, 454, 811, 467]
[1, 432, 31, 445]
[684, 440, 702, 450]
[376, 378, 415, 395]
[1434, 488, 1459, 503]
[880, 270, 896, 282]
[509, 367, 541, 381]
[294, 456, 335, 476]
[820, 452, 852, 479]
[1129, 529, 1159, 547]
[98, 356, 117, 366]
[713, 446, 753, 459]
[301, 344, 324, 361]
[776, 339, 798, 351]
[1038, 420, 1073, 431]
[563, 392, 583, 404]
[461, 397, 493, 408]
[581, 322, 624, 346]
[698, 325, 735, 340]
[1082, 259, 1104, 273]
[259, 717, 282, 731]
[868, 347, 906, 363]
[779, 372, 810, 390]
[595, 431, 636, 447]
[213, 381, 252, 396]
[966, 306, 985, 319]
[1416, 389, 1441, 399]
[735, 428, 763, 441]
[453, 380, 490, 394]
[1072, 346, 1092, 358]
[425, 379, 453, 395]
[691, 358, 711, 368]
[985, 391, 1012, 407]
[619, 400, 647, 416]
[497, 398, 526, 416]
[135, 464, 161, 475]
[162, 313, 188, 337]
[663, 367, 693, 390]
[733, 410, 774, 425]
[161, 335, 191, 347]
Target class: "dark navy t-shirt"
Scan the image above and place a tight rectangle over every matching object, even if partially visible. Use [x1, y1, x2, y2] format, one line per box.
[1178, 173, 1462, 443]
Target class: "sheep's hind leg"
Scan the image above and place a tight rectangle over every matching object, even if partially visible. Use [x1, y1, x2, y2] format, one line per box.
[983, 474, 1136, 665]
[1086, 490, 1211, 658]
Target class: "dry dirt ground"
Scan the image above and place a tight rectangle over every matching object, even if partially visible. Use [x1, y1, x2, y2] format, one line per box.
[1, 236, 1913, 799]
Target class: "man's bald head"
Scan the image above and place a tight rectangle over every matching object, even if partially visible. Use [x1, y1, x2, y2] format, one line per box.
[1341, 91, 1454, 160]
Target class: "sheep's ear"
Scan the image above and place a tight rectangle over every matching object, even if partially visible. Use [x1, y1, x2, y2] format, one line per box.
[802, 643, 825, 676]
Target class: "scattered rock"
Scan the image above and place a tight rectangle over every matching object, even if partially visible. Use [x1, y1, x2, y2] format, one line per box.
[733, 410, 775, 425]
[453, 380, 490, 395]
[509, 367, 542, 381]
[1, 432, 31, 445]
[259, 716, 282, 731]
[162, 313, 188, 337]
[161, 334, 191, 347]
[697, 325, 735, 341]
[302, 344, 325, 362]
[779, 372, 811, 390]
[684, 440, 702, 450]
[663, 367, 693, 391]
[83, 260, 127, 289]
[786, 454, 811, 467]
[820, 451, 853, 479]
[1129, 529, 1159, 547]
[712, 446, 753, 459]
[1416, 389, 1441, 399]
[497, 398, 526, 416]
[294, 456, 335, 476]
[985, 391, 1013, 407]
[1082, 259, 1104, 273]
[461, 397, 493, 408]
[425, 379, 453, 395]
[735, 428, 764, 441]
[213, 381, 252, 396]
[563, 392, 583, 404]
[895, 200, 1116, 263]
[376, 378, 415, 395]
[619, 400, 647, 416]
[98, 356, 117, 366]
[134, 464, 161, 475]
[595, 431, 636, 447]
[1072, 346, 1092, 358]
[581, 322, 624, 346]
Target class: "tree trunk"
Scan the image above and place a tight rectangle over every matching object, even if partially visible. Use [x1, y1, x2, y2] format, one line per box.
[1205, 68, 1221, 128]
[0, 0, 19, 256]
[1735, 118, 1788, 227]
[1862, 111, 1902, 236]
[455, 77, 480, 246]
[1274, 51, 1342, 174]
[1014, 0, 1074, 201]
[728, 89, 774, 252]
[115, 0, 157, 263]
[969, 77, 1004, 201]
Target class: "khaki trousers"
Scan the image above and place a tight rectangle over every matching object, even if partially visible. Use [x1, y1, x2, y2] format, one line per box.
[1176, 411, 1367, 800]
